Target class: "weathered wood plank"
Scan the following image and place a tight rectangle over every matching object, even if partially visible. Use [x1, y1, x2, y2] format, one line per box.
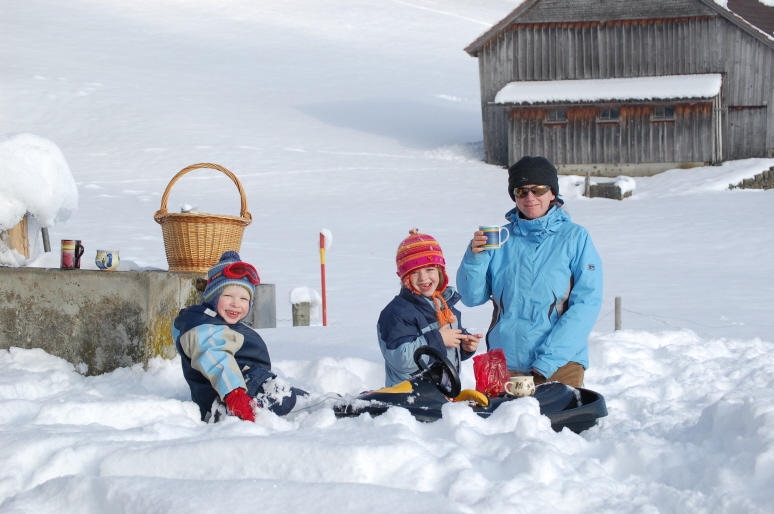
[0, 214, 30, 259]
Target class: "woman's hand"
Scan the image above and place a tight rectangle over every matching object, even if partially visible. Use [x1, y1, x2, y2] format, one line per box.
[471, 231, 488, 254]
[460, 333, 483, 353]
[439, 325, 464, 348]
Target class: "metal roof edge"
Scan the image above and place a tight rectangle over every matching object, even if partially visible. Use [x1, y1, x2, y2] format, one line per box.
[698, 0, 774, 48]
[464, 0, 774, 57]
[464, 0, 539, 56]
[490, 97, 718, 106]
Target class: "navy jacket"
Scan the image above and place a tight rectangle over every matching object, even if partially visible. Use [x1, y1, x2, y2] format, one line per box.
[377, 286, 474, 387]
[173, 303, 274, 420]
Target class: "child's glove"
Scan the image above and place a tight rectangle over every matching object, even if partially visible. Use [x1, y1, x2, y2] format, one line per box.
[224, 388, 256, 422]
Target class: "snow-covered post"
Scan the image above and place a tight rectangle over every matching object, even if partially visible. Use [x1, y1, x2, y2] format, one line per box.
[293, 302, 311, 326]
[290, 287, 322, 327]
[0, 132, 78, 266]
[320, 229, 332, 326]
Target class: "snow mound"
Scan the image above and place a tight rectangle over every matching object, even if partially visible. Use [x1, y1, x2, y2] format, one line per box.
[0, 132, 78, 230]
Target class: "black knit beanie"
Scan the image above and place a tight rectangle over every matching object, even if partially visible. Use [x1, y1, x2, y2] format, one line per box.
[507, 156, 560, 201]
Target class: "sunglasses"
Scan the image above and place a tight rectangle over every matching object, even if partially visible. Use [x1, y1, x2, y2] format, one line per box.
[513, 185, 552, 198]
[208, 262, 261, 285]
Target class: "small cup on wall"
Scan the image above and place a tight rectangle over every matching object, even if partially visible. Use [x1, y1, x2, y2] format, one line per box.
[61, 240, 84, 269]
[95, 250, 120, 271]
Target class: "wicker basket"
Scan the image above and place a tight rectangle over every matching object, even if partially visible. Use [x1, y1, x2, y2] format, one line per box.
[154, 163, 252, 273]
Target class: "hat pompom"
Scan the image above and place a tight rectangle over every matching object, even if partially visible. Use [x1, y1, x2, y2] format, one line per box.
[219, 250, 241, 262]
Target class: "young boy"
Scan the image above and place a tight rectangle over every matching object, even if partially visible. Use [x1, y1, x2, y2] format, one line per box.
[377, 230, 482, 387]
[173, 250, 305, 422]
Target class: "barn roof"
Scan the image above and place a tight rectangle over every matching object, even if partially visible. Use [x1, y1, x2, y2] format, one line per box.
[466, 0, 774, 56]
[728, 0, 774, 36]
[493, 74, 723, 104]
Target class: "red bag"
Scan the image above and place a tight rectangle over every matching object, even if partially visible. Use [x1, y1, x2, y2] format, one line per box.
[473, 348, 509, 397]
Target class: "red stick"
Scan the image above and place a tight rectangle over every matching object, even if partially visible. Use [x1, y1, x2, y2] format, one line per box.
[320, 232, 327, 326]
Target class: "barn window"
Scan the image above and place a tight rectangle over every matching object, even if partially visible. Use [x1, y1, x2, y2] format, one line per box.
[597, 107, 620, 123]
[544, 109, 567, 124]
[652, 106, 675, 121]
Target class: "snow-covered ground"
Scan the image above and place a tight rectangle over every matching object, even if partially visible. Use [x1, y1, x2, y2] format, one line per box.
[1, 1, 773, 512]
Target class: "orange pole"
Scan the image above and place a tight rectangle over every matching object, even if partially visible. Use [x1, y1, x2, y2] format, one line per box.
[320, 232, 327, 326]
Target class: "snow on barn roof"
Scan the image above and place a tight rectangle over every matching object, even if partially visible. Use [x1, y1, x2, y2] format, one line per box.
[493, 74, 723, 105]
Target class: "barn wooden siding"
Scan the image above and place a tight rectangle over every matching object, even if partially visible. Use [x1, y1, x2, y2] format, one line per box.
[726, 106, 768, 159]
[506, 102, 716, 165]
[476, 14, 774, 165]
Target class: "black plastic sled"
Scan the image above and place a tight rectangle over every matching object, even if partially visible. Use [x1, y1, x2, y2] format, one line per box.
[333, 346, 607, 434]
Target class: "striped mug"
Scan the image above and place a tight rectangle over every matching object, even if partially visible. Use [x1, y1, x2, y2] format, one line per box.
[479, 225, 510, 250]
[61, 240, 84, 269]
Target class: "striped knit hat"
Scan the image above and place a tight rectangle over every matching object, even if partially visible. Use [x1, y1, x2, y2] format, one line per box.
[396, 229, 455, 325]
[203, 251, 256, 305]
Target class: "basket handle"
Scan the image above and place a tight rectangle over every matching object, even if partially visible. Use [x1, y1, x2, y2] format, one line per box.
[155, 163, 251, 219]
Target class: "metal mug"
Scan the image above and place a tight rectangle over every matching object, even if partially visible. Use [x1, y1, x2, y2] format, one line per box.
[61, 240, 84, 269]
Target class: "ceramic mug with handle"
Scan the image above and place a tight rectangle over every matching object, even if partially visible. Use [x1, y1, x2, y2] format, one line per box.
[479, 225, 510, 250]
[503, 375, 536, 397]
[95, 250, 120, 271]
[61, 240, 85, 269]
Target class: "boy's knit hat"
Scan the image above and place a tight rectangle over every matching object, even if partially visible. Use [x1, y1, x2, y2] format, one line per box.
[508, 156, 560, 201]
[203, 251, 256, 304]
[395, 229, 449, 291]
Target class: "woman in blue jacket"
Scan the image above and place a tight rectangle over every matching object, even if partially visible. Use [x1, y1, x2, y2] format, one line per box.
[456, 156, 602, 387]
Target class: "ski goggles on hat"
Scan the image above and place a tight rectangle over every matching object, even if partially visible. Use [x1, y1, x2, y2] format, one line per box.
[513, 185, 552, 198]
[208, 262, 261, 285]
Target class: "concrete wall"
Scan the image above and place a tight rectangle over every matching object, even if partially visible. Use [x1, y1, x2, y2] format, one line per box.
[0, 267, 276, 375]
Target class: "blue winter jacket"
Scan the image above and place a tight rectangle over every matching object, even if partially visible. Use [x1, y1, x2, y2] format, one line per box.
[377, 286, 474, 387]
[456, 204, 602, 379]
[173, 303, 275, 421]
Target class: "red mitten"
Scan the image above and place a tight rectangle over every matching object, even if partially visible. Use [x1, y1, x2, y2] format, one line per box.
[224, 388, 256, 422]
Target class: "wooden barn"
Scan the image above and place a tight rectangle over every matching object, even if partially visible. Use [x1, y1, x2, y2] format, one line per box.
[465, 0, 774, 175]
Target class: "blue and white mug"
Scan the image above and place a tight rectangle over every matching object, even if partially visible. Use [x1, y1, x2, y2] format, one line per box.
[95, 250, 120, 271]
[479, 225, 510, 250]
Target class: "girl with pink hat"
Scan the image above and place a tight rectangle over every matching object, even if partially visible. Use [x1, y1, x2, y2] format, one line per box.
[377, 229, 483, 387]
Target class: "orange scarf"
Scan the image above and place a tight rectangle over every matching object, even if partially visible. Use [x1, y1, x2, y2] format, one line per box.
[431, 291, 456, 326]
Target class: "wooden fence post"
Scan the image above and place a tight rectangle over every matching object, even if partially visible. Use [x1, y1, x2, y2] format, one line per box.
[0, 214, 30, 258]
[614, 297, 622, 331]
